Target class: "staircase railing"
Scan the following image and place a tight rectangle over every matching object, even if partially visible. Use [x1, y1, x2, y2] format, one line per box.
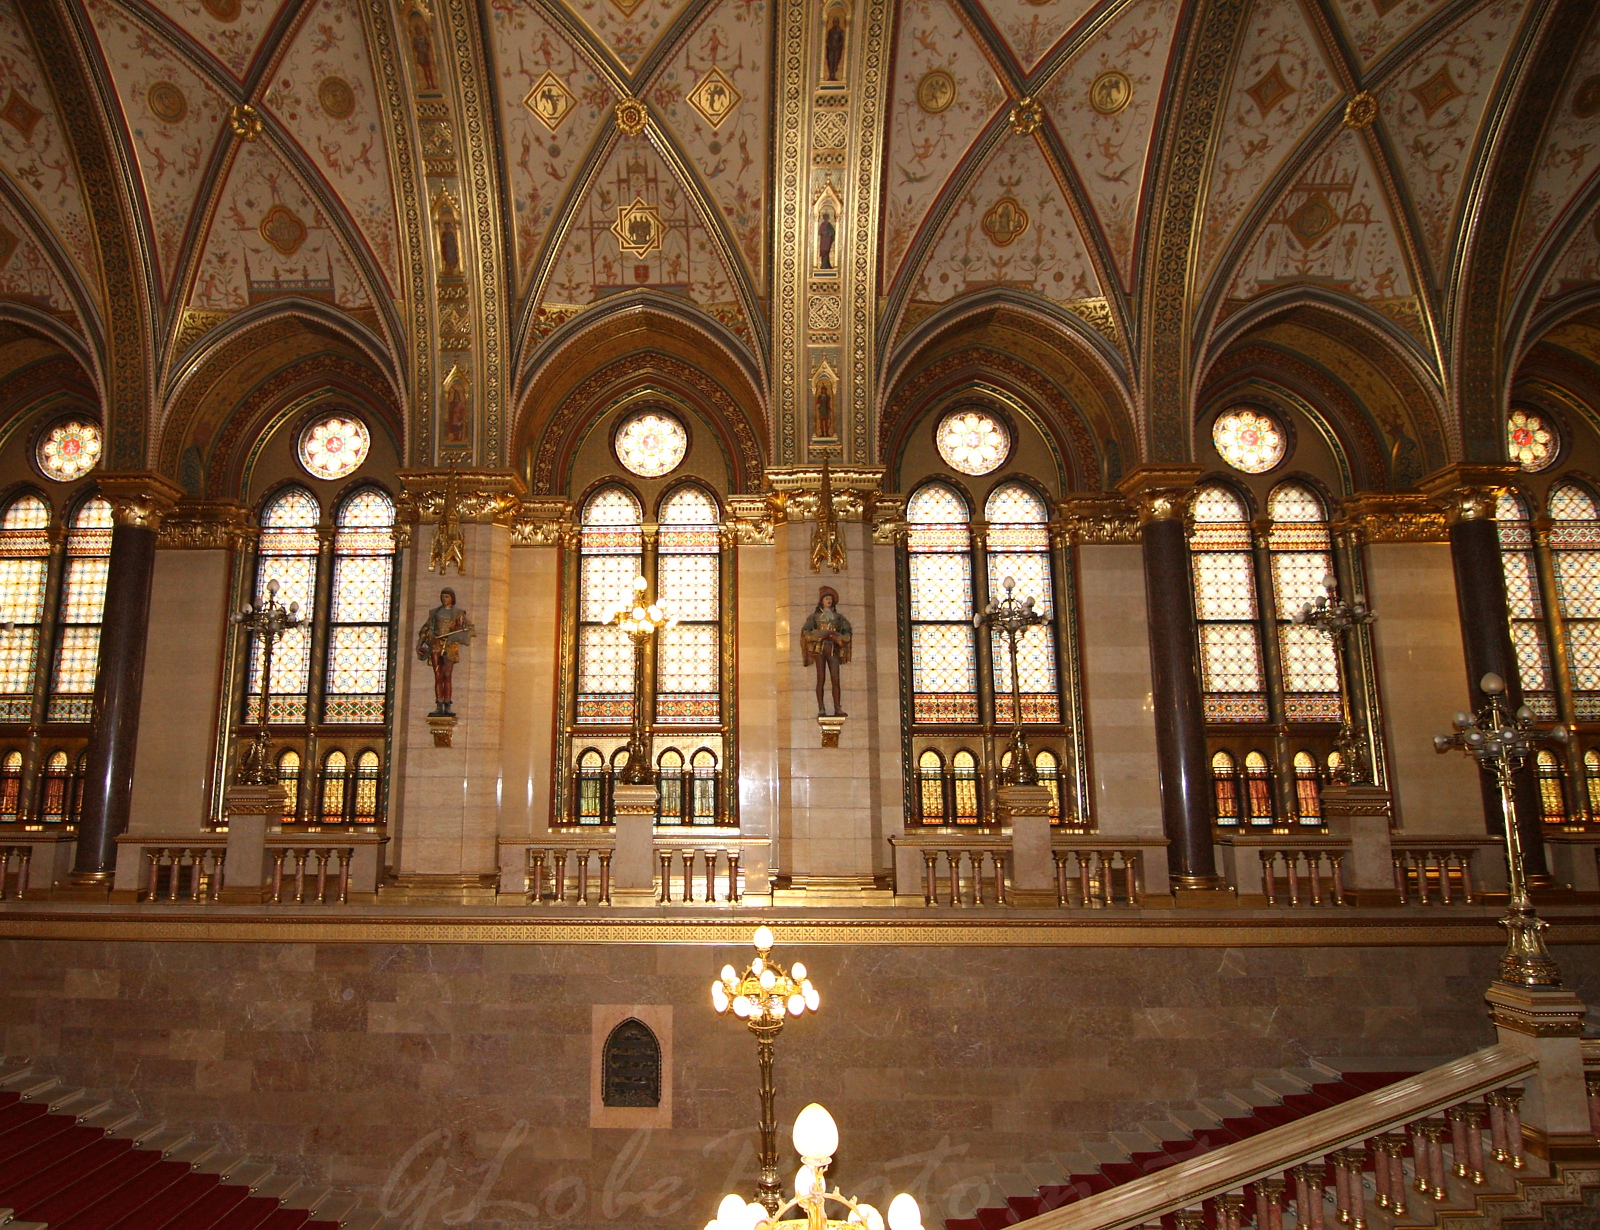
[1017, 1045, 1539, 1230]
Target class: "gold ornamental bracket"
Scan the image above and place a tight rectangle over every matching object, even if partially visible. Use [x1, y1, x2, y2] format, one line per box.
[725, 493, 775, 545]
[1055, 492, 1139, 544]
[1332, 492, 1448, 544]
[397, 469, 527, 526]
[1114, 464, 1203, 526]
[765, 464, 885, 525]
[1418, 463, 1522, 524]
[156, 498, 254, 550]
[510, 496, 576, 547]
[96, 472, 186, 531]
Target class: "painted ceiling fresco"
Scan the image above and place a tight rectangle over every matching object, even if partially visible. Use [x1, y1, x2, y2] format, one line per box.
[0, 0, 1592, 464]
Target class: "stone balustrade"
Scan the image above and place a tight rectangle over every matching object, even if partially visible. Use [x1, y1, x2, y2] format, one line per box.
[916, 844, 1010, 907]
[1392, 845, 1481, 905]
[267, 846, 355, 905]
[1257, 847, 1347, 907]
[655, 845, 744, 904]
[526, 844, 614, 905]
[1051, 847, 1144, 908]
[0, 844, 33, 899]
[504, 834, 762, 905]
[143, 845, 228, 904]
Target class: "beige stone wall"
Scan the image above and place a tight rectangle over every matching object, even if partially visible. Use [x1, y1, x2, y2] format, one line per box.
[1365, 543, 1482, 833]
[127, 550, 230, 836]
[2, 937, 1577, 1229]
[736, 542, 777, 889]
[503, 547, 562, 836]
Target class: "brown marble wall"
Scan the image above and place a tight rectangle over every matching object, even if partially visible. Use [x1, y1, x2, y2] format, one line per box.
[2, 940, 1595, 1228]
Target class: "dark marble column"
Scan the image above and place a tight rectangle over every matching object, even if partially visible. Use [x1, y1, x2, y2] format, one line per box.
[1421, 466, 1550, 881]
[65, 474, 183, 892]
[1117, 466, 1227, 893]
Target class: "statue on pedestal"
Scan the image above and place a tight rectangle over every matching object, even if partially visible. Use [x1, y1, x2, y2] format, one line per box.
[417, 588, 474, 717]
[801, 586, 851, 717]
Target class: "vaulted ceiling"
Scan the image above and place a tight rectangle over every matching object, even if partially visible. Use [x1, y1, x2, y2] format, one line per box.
[0, 0, 1593, 482]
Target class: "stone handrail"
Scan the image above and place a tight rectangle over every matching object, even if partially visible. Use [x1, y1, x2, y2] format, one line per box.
[1014, 1044, 1537, 1230]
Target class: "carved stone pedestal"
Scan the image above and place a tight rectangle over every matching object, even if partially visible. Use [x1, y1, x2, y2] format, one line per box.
[426, 715, 457, 748]
[816, 714, 845, 747]
[1323, 783, 1400, 906]
[998, 783, 1056, 907]
[1484, 981, 1596, 1160]
[611, 783, 660, 905]
[218, 784, 286, 904]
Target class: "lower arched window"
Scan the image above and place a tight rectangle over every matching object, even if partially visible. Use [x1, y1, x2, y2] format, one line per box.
[39, 751, 69, 823]
[1212, 750, 1239, 824]
[952, 750, 980, 824]
[1536, 750, 1566, 823]
[0, 751, 20, 822]
[320, 750, 347, 823]
[1586, 749, 1600, 817]
[1036, 749, 1062, 824]
[691, 750, 718, 823]
[657, 749, 685, 824]
[352, 751, 380, 821]
[918, 750, 946, 822]
[1293, 751, 1322, 822]
[1245, 751, 1274, 825]
[277, 749, 301, 819]
[71, 751, 86, 824]
[576, 749, 606, 823]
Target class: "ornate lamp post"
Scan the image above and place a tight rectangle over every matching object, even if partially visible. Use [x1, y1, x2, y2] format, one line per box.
[606, 576, 676, 785]
[1292, 572, 1375, 783]
[1434, 672, 1567, 986]
[712, 926, 820, 1213]
[704, 1103, 925, 1230]
[973, 575, 1049, 784]
[230, 578, 303, 788]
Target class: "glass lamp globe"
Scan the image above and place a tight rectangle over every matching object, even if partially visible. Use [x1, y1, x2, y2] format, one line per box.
[793, 1102, 839, 1161]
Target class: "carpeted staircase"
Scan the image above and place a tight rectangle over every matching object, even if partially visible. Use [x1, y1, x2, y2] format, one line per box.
[0, 1059, 388, 1230]
[946, 1059, 1425, 1230]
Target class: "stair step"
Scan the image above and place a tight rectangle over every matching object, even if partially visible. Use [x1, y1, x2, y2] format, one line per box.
[208, 1195, 286, 1230]
[102, 1169, 221, 1230]
[4, 1136, 135, 1216]
[159, 1183, 257, 1230]
[20, 1146, 160, 1226]
[53, 1157, 191, 1230]
[309, 1192, 361, 1224]
[0, 1123, 108, 1192]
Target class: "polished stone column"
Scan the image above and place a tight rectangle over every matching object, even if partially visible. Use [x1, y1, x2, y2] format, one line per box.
[65, 474, 184, 893]
[1117, 466, 1227, 897]
[1421, 465, 1549, 879]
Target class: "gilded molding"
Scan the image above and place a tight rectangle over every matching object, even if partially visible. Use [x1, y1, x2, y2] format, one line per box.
[398, 469, 527, 527]
[1055, 494, 1140, 544]
[1418, 464, 1521, 524]
[726, 493, 775, 545]
[1334, 493, 1448, 543]
[510, 496, 577, 547]
[767, 465, 885, 523]
[157, 499, 253, 549]
[1115, 465, 1203, 526]
[871, 492, 907, 545]
[772, 0, 807, 462]
[847, 0, 889, 463]
[96, 473, 186, 531]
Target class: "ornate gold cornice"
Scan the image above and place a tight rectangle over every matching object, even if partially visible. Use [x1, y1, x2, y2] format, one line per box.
[1334, 493, 1448, 544]
[726, 493, 775, 545]
[1055, 493, 1140, 544]
[766, 465, 885, 524]
[1418, 464, 1522, 524]
[157, 499, 253, 550]
[95, 473, 186, 531]
[1115, 465, 1203, 525]
[871, 493, 907, 545]
[397, 469, 527, 529]
[510, 496, 576, 547]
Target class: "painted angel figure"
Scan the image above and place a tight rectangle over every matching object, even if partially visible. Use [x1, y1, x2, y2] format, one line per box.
[417, 588, 474, 717]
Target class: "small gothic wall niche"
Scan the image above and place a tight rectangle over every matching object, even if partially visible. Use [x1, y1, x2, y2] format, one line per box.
[602, 1019, 661, 1107]
[590, 1004, 673, 1127]
[821, 1, 848, 86]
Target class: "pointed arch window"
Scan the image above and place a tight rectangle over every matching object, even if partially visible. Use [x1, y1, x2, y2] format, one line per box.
[918, 749, 946, 822]
[1268, 483, 1342, 721]
[1293, 750, 1322, 821]
[1586, 748, 1600, 816]
[320, 750, 347, 823]
[248, 488, 319, 725]
[352, 750, 381, 821]
[690, 748, 719, 822]
[656, 486, 721, 725]
[0, 495, 49, 723]
[277, 749, 301, 818]
[575, 748, 607, 823]
[657, 749, 685, 823]
[577, 487, 644, 726]
[1548, 479, 1600, 719]
[1190, 485, 1267, 722]
[325, 489, 397, 723]
[47, 497, 112, 723]
[0, 750, 21, 822]
[1536, 749, 1567, 823]
[907, 483, 977, 723]
[985, 482, 1059, 724]
[1036, 749, 1062, 823]
[951, 749, 980, 824]
[39, 750, 70, 823]
[1244, 750, 1274, 824]
[1212, 750, 1240, 824]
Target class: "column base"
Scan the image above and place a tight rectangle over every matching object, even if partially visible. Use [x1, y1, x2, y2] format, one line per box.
[52, 872, 112, 902]
[771, 874, 893, 904]
[1172, 876, 1236, 907]
[380, 873, 498, 904]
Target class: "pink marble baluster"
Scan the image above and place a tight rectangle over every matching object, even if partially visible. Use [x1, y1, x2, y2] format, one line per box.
[1256, 1177, 1286, 1230]
[336, 849, 350, 904]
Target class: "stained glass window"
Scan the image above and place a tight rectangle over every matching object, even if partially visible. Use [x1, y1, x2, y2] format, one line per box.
[1549, 480, 1600, 719]
[1036, 749, 1062, 823]
[36, 419, 102, 482]
[352, 749, 380, 821]
[576, 748, 607, 823]
[656, 486, 720, 725]
[1212, 407, 1286, 474]
[951, 749, 980, 823]
[986, 483, 1060, 724]
[277, 749, 301, 820]
[1294, 749, 1322, 821]
[1211, 750, 1239, 823]
[1268, 483, 1343, 723]
[1496, 490, 1555, 718]
[0, 495, 49, 723]
[1245, 750, 1274, 824]
[691, 748, 718, 822]
[0, 749, 19, 822]
[320, 750, 347, 822]
[39, 749, 69, 823]
[577, 486, 643, 725]
[658, 748, 685, 823]
[1536, 749, 1567, 823]
[935, 409, 1010, 476]
[325, 489, 396, 724]
[908, 483, 978, 723]
[298, 414, 370, 481]
[1190, 484, 1268, 722]
[47, 497, 112, 723]
[1587, 749, 1600, 816]
[614, 410, 688, 478]
[1507, 408, 1557, 472]
[247, 488, 319, 725]
[918, 749, 946, 822]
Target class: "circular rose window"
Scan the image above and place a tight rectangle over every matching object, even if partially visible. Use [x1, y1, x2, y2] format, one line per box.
[1507, 407, 1557, 472]
[613, 409, 688, 478]
[1212, 407, 1287, 474]
[37, 418, 103, 482]
[298, 413, 371, 480]
[935, 409, 1010, 476]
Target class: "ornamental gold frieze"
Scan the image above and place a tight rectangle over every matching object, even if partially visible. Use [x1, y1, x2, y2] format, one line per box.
[766, 465, 885, 523]
[1054, 493, 1139, 544]
[157, 499, 253, 550]
[1418, 464, 1521, 524]
[1333, 493, 1448, 543]
[397, 469, 526, 528]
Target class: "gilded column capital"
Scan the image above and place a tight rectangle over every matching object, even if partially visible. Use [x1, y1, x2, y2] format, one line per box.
[398, 469, 528, 526]
[1054, 493, 1139, 544]
[871, 493, 907, 545]
[156, 499, 254, 549]
[765, 464, 885, 523]
[725, 493, 775, 545]
[511, 496, 575, 547]
[1332, 492, 1448, 543]
[1114, 464, 1203, 526]
[95, 473, 186, 531]
[1418, 464, 1522, 523]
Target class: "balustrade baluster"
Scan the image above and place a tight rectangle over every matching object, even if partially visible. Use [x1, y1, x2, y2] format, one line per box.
[529, 851, 546, 903]
[1216, 1192, 1245, 1230]
[972, 851, 987, 907]
[1256, 1175, 1287, 1230]
[1334, 1146, 1367, 1228]
[599, 850, 612, 905]
[270, 849, 288, 904]
[168, 849, 186, 902]
[1393, 854, 1408, 904]
[945, 852, 959, 908]
[1586, 1076, 1600, 1138]
[1439, 852, 1454, 905]
[1464, 1103, 1486, 1183]
[1502, 1088, 1525, 1169]
[1286, 852, 1301, 906]
[1292, 1161, 1326, 1230]
[314, 850, 331, 904]
[1459, 852, 1475, 903]
[553, 851, 569, 905]
[1261, 852, 1277, 905]
[335, 849, 350, 904]
[1077, 849, 1092, 907]
[575, 850, 590, 905]
[1127, 852, 1142, 906]
[993, 848, 1007, 907]
[145, 849, 161, 902]
[1420, 1120, 1448, 1198]
[1101, 852, 1116, 907]
[728, 850, 741, 903]
[922, 851, 937, 906]
[1329, 853, 1346, 905]
[658, 850, 673, 903]
[1447, 1105, 1469, 1179]
[1408, 1122, 1431, 1195]
[1052, 850, 1069, 907]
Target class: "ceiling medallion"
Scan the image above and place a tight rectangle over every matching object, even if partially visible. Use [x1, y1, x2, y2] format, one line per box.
[147, 81, 188, 124]
[1089, 70, 1131, 115]
[229, 103, 262, 142]
[0, 91, 40, 141]
[689, 67, 742, 129]
[259, 205, 307, 256]
[1244, 63, 1294, 118]
[1288, 194, 1338, 247]
[524, 71, 576, 132]
[1342, 90, 1378, 128]
[202, 0, 242, 18]
[608, 0, 646, 19]
[1008, 96, 1042, 135]
[982, 196, 1030, 247]
[614, 97, 649, 136]
[916, 69, 956, 114]
[318, 77, 355, 119]
[1409, 65, 1462, 120]
[1573, 74, 1600, 119]
[611, 197, 666, 257]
